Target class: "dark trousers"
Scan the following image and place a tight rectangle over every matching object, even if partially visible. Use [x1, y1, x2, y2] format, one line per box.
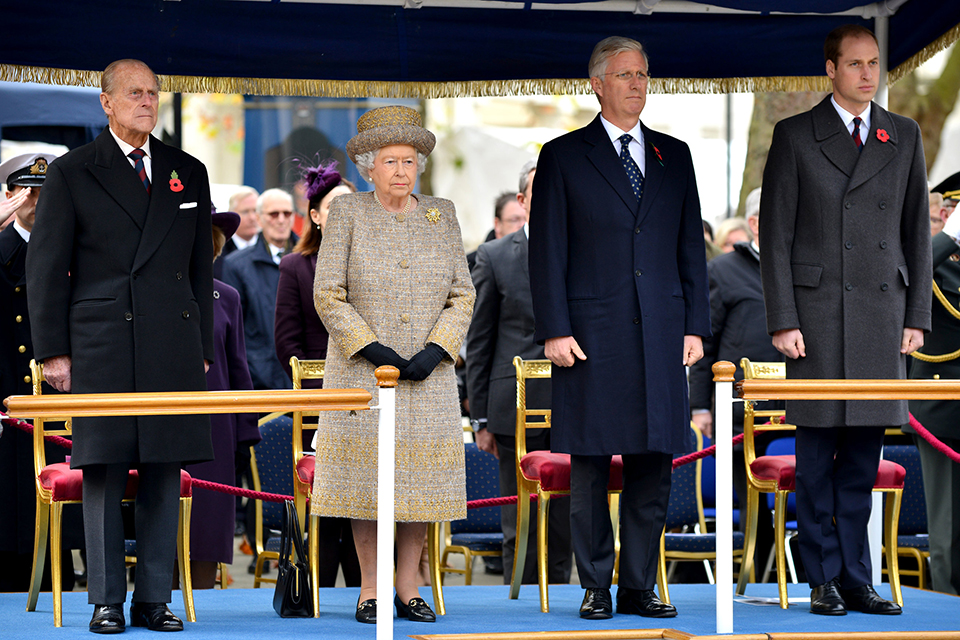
[316, 516, 362, 588]
[495, 432, 572, 585]
[83, 462, 181, 605]
[914, 434, 960, 595]
[794, 426, 884, 589]
[570, 452, 672, 591]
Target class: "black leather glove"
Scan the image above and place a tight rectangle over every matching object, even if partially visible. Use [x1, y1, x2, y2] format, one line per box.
[400, 343, 447, 381]
[358, 342, 409, 369]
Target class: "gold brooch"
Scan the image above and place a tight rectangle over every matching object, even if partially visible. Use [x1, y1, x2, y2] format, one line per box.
[425, 208, 441, 223]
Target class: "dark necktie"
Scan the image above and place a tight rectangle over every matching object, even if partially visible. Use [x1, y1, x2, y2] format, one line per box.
[128, 148, 151, 194]
[852, 116, 863, 151]
[619, 134, 644, 202]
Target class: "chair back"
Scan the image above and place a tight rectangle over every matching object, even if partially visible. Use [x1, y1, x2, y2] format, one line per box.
[882, 445, 927, 536]
[28, 360, 72, 478]
[513, 357, 551, 468]
[251, 414, 295, 539]
[740, 358, 795, 483]
[450, 443, 501, 534]
[665, 425, 706, 532]
[763, 437, 797, 514]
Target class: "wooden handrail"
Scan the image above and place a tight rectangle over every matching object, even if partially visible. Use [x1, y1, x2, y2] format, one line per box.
[3, 388, 372, 419]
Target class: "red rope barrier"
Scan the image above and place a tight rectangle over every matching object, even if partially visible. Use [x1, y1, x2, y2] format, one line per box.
[909, 414, 960, 463]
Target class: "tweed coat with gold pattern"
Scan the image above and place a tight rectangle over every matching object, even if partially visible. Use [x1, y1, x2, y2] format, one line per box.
[310, 191, 475, 521]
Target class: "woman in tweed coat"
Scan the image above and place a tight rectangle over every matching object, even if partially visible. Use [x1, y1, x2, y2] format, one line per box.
[310, 106, 475, 623]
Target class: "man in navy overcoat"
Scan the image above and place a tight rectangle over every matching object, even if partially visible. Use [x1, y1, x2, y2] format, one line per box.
[529, 36, 710, 619]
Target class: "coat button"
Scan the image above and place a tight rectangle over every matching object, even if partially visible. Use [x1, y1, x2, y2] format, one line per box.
[397, 214, 406, 223]
[18, 345, 26, 353]
[881, 283, 889, 291]
[635, 227, 640, 234]
[399, 259, 409, 269]
[182, 310, 190, 319]
[14, 286, 21, 293]
[176, 271, 183, 280]
[844, 241, 853, 249]
[400, 313, 410, 323]
[24, 375, 31, 384]
[879, 201, 887, 210]
[125, 312, 133, 321]
[635, 269, 642, 277]
[15, 315, 22, 323]
[633, 317, 640, 324]
[845, 283, 853, 291]
[844, 202, 851, 209]
[880, 241, 887, 249]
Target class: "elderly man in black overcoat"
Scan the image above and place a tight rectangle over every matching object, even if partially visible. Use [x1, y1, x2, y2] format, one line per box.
[529, 36, 710, 619]
[27, 59, 214, 633]
[760, 25, 931, 616]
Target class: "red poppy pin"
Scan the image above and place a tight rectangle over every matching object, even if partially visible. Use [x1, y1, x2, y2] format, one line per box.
[876, 129, 890, 143]
[652, 144, 664, 166]
[169, 170, 184, 193]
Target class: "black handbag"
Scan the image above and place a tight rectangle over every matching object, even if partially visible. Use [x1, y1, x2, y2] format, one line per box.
[272, 500, 313, 618]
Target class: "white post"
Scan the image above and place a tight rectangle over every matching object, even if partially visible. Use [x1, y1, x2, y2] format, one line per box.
[714, 363, 735, 634]
[376, 373, 397, 640]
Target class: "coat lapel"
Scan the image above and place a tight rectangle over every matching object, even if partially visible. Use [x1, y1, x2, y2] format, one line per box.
[847, 103, 898, 193]
[88, 129, 149, 230]
[514, 230, 529, 280]
[133, 136, 192, 271]
[635, 125, 665, 227]
[814, 96, 860, 180]
[584, 116, 639, 216]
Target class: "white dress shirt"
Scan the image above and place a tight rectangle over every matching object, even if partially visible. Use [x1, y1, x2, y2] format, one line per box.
[600, 114, 646, 177]
[831, 94, 871, 145]
[109, 127, 153, 182]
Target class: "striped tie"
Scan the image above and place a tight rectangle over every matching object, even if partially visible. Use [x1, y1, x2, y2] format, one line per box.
[128, 148, 151, 194]
[619, 134, 644, 202]
[852, 116, 863, 151]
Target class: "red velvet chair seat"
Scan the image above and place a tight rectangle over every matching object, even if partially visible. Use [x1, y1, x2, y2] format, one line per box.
[38, 463, 192, 503]
[520, 452, 624, 492]
[296, 456, 315, 495]
[750, 455, 905, 493]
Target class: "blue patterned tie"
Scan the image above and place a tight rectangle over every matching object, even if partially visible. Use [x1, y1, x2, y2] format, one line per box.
[852, 116, 863, 151]
[619, 134, 644, 202]
[128, 148, 151, 194]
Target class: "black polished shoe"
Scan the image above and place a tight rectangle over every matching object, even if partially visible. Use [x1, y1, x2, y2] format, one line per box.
[579, 588, 613, 619]
[840, 585, 902, 615]
[129, 602, 183, 631]
[394, 595, 436, 622]
[90, 604, 125, 634]
[616, 587, 678, 618]
[356, 598, 377, 624]
[810, 578, 847, 616]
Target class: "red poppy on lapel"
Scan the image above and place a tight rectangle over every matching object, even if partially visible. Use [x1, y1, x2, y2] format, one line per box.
[169, 169, 184, 192]
[652, 144, 664, 166]
[876, 129, 890, 143]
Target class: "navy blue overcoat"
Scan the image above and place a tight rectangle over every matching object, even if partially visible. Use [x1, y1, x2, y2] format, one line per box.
[529, 115, 710, 456]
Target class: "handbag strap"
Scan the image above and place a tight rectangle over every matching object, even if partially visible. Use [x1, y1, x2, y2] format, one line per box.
[284, 500, 308, 565]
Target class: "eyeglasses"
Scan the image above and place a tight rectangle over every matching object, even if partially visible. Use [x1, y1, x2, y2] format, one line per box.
[604, 69, 649, 82]
[264, 210, 294, 219]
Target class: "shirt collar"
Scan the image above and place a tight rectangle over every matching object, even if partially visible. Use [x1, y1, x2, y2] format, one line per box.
[599, 114, 644, 149]
[108, 126, 152, 159]
[830, 95, 871, 134]
[523, 223, 529, 239]
[13, 219, 30, 242]
[233, 235, 256, 250]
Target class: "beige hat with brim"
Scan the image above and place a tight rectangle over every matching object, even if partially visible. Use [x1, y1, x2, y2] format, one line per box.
[345, 105, 436, 163]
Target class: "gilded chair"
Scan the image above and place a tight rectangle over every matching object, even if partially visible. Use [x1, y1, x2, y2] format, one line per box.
[437, 443, 503, 585]
[25, 360, 196, 627]
[662, 425, 745, 589]
[736, 358, 905, 609]
[509, 357, 624, 612]
[881, 445, 929, 589]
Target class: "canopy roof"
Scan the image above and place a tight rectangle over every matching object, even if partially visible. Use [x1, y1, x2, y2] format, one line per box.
[0, 0, 957, 97]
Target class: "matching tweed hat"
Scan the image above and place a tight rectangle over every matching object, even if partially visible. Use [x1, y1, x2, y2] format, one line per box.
[933, 172, 960, 202]
[345, 105, 436, 163]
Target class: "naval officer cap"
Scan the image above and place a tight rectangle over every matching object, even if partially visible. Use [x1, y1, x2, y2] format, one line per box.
[933, 172, 960, 203]
[0, 152, 57, 190]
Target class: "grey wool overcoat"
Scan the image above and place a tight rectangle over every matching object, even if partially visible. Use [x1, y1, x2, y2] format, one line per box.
[760, 96, 932, 428]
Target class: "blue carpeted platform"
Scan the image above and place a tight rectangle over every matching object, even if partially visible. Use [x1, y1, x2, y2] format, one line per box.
[3, 584, 958, 639]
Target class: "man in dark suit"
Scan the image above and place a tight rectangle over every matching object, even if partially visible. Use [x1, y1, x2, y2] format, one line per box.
[466, 159, 572, 586]
[529, 36, 710, 619]
[760, 25, 930, 615]
[27, 59, 215, 633]
[906, 172, 960, 596]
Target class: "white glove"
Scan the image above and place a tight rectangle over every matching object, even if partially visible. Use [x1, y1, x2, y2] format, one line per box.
[943, 205, 960, 240]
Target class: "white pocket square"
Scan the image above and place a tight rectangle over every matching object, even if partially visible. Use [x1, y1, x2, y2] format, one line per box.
[179, 202, 197, 210]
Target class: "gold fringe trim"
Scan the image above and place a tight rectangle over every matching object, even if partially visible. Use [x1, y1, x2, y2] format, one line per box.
[0, 62, 833, 98]
[889, 21, 960, 86]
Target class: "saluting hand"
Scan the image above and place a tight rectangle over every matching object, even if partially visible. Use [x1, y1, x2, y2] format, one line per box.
[544, 336, 587, 368]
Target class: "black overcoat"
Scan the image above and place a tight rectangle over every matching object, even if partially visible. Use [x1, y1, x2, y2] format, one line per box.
[26, 128, 215, 467]
[528, 116, 710, 455]
[760, 97, 932, 427]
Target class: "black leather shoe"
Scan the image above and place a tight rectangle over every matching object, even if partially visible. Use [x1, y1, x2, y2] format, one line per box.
[90, 604, 125, 634]
[129, 602, 183, 631]
[579, 588, 613, 619]
[840, 585, 902, 615]
[394, 595, 436, 622]
[356, 598, 377, 624]
[616, 587, 678, 618]
[810, 578, 847, 616]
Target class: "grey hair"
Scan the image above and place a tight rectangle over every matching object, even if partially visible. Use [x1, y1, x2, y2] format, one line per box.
[518, 159, 537, 194]
[355, 149, 428, 183]
[588, 36, 649, 79]
[256, 188, 293, 214]
[228, 186, 259, 211]
[744, 187, 762, 220]
[101, 59, 160, 94]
